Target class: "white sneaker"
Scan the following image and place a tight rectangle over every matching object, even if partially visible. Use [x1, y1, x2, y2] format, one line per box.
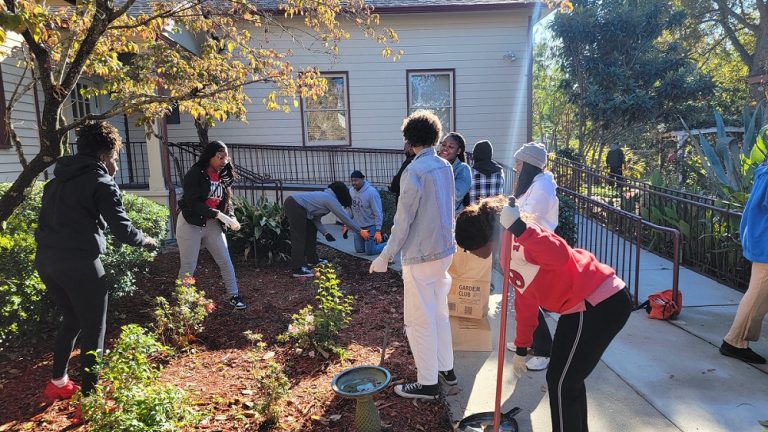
[505, 342, 516, 352]
[526, 356, 550, 371]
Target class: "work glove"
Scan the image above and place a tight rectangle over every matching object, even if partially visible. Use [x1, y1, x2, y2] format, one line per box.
[512, 354, 527, 378]
[360, 229, 370, 241]
[143, 236, 158, 249]
[500, 203, 521, 230]
[342, 225, 349, 239]
[374, 231, 383, 244]
[215, 212, 241, 231]
[325, 233, 336, 242]
[369, 255, 389, 273]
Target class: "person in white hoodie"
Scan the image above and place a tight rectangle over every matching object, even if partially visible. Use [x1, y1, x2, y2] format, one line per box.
[347, 170, 386, 255]
[505, 142, 559, 372]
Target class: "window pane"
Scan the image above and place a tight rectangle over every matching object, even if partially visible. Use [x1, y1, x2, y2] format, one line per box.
[306, 76, 346, 110]
[306, 110, 348, 142]
[410, 74, 451, 108]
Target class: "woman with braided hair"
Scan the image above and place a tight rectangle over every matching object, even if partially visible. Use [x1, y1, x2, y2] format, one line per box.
[455, 196, 631, 432]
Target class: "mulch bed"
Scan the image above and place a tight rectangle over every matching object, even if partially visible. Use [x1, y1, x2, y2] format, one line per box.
[0, 245, 453, 431]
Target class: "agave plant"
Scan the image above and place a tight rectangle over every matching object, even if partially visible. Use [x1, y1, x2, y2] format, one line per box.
[680, 101, 767, 201]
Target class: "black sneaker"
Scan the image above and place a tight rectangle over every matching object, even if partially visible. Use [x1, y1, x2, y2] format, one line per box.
[292, 266, 314, 277]
[229, 295, 247, 310]
[719, 340, 767, 364]
[439, 369, 457, 386]
[393, 382, 439, 400]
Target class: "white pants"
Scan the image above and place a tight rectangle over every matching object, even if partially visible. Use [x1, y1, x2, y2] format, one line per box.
[402, 255, 454, 385]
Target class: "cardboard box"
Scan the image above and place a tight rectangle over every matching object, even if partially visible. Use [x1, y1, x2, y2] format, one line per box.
[447, 251, 492, 319]
[450, 316, 492, 352]
[448, 277, 490, 319]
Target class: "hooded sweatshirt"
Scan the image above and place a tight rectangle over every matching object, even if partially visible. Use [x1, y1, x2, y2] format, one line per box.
[35, 154, 145, 258]
[349, 180, 383, 232]
[741, 163, 768, 263]
[516, 171, 559, 231]
[291, 189, 362, 234]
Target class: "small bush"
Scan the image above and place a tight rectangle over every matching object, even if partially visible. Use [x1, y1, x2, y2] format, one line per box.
[555, 193, 578, 247]
[228, 197, 290, 264]
[0, 183, 167, 346]
[81, 324, 203, 431]
[278, 263, 353, 358]
[153, 276, 214, 350]
[256, 361, 290, 426]
[378, 188, 396, 235]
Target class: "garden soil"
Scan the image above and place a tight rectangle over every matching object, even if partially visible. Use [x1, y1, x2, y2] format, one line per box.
[0, 245, 453, 431]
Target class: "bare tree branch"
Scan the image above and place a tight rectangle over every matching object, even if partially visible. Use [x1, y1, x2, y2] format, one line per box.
[716, 11, 754, 65]
[712, 0, 760, 32]
[107, 0, 208, 30]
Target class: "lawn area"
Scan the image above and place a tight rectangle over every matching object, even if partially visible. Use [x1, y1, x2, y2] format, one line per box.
[0, 245, 452, 431]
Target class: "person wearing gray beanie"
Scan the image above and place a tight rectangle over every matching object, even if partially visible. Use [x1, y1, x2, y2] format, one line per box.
[507, 141, 559, 373]
[513, 142, 548, 169]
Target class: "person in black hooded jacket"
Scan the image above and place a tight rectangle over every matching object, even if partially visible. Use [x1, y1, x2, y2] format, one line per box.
[35, 121, 156, 408]
[469, 140, 505, 204]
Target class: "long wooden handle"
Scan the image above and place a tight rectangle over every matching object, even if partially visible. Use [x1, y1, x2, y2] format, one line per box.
[494, 219, 513, 432]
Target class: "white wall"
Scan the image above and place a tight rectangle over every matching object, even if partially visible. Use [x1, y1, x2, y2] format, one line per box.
[0, 33, 45, 183]
[166, 9, 533, 167]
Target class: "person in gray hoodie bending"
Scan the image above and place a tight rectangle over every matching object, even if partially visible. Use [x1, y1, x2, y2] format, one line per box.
[347, 170, 386, 255]
[284, 181, 369, 277]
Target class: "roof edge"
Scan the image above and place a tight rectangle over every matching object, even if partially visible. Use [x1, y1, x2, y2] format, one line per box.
[370, 3, 539, 14]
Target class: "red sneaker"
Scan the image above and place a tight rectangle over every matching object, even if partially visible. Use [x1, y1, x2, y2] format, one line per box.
[42, 380, 81, 403]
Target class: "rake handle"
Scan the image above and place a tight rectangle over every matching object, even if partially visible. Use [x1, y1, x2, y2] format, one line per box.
[494, 197, 515, 432]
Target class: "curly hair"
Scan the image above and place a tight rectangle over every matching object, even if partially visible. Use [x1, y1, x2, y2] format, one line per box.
[401, 110, 442, 148]
[75, 121, 123, 157]
[455, 195, 507, 251]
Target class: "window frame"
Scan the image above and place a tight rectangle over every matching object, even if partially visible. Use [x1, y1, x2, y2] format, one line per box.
[406, 69, 456, 132]
[300, 71, 352, 147]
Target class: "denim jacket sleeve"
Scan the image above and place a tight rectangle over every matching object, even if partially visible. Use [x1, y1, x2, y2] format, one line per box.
[380, 168, 421, 261]
[454, 162, 472, 209]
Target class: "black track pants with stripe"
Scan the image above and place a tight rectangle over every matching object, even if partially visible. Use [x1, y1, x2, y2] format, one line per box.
[546, 288, 632, 432]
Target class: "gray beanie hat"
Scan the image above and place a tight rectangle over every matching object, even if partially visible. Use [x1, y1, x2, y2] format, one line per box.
[514, 142, 548, 169]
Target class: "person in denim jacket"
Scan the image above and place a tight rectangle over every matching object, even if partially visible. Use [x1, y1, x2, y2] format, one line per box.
[439, 132, 472, 216]
[369, 110, 457, 400]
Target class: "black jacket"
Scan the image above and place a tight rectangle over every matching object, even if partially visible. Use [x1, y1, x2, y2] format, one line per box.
[389, 153, 415, 198]
[35, 154, 145, 258]
[178, 163, 234, 227]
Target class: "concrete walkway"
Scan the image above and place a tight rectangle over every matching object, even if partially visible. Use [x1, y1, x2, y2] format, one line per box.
[318, 223, 768, 432]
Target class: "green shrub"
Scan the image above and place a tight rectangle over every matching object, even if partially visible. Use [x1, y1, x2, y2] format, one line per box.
[0, 183, 49, 345]
[228, 197, 290, 264]
[278, 263, 353, 358]
[256, 361, 290, 426]
[0, 183, 167, 346]
[102, 193, 168, 299]
[153, 276, 214, 350]
[81, 324, 203, 431]
[377, 188, 396, 235]
[556, 193, 578, 247]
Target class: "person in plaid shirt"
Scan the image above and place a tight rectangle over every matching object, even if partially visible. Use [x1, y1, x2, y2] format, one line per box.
[470, 140, 505, 204]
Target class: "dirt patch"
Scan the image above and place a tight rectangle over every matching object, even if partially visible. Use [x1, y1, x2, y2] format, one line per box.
[0, 246, 453, 431]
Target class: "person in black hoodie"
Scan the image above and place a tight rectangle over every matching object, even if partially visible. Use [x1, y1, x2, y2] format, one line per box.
[177, 141, 246, 309]
[35, 121, 156, 409]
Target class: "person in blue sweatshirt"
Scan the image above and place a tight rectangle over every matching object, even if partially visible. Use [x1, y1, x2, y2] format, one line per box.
[284, 182, 369, 277]
[347, 170, 386, 255]
[720, 160, 768, 364]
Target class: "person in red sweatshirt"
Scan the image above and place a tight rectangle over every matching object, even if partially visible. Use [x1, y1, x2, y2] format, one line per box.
[455, 196, 632, 432]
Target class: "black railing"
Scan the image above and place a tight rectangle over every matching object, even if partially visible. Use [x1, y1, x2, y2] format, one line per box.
[115, 141, 150, 189]
[558, 186, 681, 311]
[550, 156, 747, 291]
[168, 142, 284, 203]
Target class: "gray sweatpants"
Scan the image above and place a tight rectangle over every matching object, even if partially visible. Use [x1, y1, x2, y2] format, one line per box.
[176, 213, 239, 297]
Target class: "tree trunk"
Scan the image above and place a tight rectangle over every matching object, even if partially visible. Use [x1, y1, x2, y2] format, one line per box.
[749, 24, 768, 102]
[194, 118, 209, 147]
[0, 151, 56, 223]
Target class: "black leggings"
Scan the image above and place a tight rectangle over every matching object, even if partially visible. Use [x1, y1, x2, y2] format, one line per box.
[285, 196, 319, 269]
[35, 248, 108, 395]
[546, 289, 632, 432]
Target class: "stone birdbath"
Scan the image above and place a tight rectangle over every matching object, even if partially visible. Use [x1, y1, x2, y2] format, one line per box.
[331, 365, 392, 432]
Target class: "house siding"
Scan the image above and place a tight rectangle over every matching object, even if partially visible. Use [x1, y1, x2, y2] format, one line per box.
[167, 10, 533, 167]
[0, 34, 45, 183]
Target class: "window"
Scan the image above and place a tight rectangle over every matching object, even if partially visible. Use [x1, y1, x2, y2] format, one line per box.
[407, 70, 455, 132]
[302, 72, 350, 146]
[70, 83, 98, 120]
[165, 103, 181, 125]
